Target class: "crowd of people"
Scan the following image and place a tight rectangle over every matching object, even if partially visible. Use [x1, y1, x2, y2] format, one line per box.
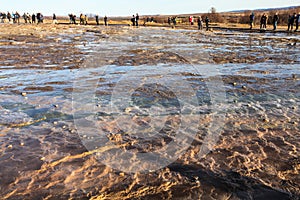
[167, 15, 209, 31]
[249, 12, 300, 31]
[0, 11, 44, 24]
[1, 10, 300, 33]
[67, 13, 108, 25]
[165, 11, 300, 32]
[287, 12, 300, 31]
[168, 16, 178, 26]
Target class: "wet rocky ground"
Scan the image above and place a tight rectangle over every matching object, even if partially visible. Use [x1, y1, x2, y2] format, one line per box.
[0, 24, 299, 199]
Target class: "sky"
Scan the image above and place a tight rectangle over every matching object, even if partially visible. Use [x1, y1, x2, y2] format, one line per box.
[1, 0, 300, 16]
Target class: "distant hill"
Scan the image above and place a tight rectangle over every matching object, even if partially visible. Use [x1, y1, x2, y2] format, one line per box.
[145, 5, 300, 25]
[228, 5, 300, 13]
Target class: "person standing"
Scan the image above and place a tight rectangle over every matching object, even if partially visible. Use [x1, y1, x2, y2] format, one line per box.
[104, 15, 108, 26]
[135, 13, 139, 26]
[95, 15, 99, 25]
[265, 14, 268, 29]
[12, 13, 15, 23]
[32, 13, 36, 23]
[260, 13, 267, 30]
[260, 14, 264, 29]
[26, 13, 31, 23]
[7, 12, 11, 23]
[69, 14, 73, 24]
[0, 13, 4, 23]
[288, 15, 293, 31]
[53, 13, 58, 24]
[205, 16, 210, 31]
[36, 13, 40, 23]
[168, 17, 171, 25]
[189, 16, 194, 25]
[72, 14, 77, 24]
[291, 13, 297, 31]
[80, 14, 84, 25]
[197, 16, 203, 30]
[131, 15, 135, 26]
[40, 13, 44, 23]
[273, 13, 279, 30]
[37, 13, 44, 23]
[249, 12, 255, 29]
[172, 16, 177, 26]
[84, 15, 88, 25]
[23, 13, 28, 23]
[295, 12, 300, 32]
[15, 12, 20, 24]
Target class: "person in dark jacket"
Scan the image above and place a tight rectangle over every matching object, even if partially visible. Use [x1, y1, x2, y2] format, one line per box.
[131, 15, 135, 26]
[135, 13, 139, 26]
[205, 16, 210, 31]
[273, 13, 279, 30]
[53, 13, 58, 24]
[104, 15, 108, 26]
[37, 13, 44, 24]
[7, 12, 11, 22]
[197, 16, 203, 30]
[260, 13, 268, 30]
[249, 12, 255, 29]
[172, 16, 177, 26]
[95, 15, 99, 25]
[32, 13, 36, 23]
[290, 13, 297, 31]
[37, 13, 41, 23]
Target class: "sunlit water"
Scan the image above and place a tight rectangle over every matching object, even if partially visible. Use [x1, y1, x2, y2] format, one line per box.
[0, 26, 299, 199]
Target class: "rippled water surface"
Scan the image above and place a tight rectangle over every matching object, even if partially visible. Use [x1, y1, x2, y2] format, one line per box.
[0, 24, 299, 199]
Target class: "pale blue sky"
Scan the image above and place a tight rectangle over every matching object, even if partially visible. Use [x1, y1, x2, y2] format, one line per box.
[1, 0, 300, 16]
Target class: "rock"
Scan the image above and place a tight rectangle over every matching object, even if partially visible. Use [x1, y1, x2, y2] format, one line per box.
[70, 129, 76, 134]
[287, 42, 296, 47]
[119, 172, 125, 176]
[262, 118, 269, 123]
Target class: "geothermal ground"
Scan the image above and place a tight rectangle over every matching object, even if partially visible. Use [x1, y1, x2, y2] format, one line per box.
[0, 24, 299, 199]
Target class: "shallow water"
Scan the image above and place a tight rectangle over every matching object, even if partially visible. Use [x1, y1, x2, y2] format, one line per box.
[0, 25, 299, 199]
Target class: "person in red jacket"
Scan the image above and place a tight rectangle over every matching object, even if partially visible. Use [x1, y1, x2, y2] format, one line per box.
[189, 16, 194, 25]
